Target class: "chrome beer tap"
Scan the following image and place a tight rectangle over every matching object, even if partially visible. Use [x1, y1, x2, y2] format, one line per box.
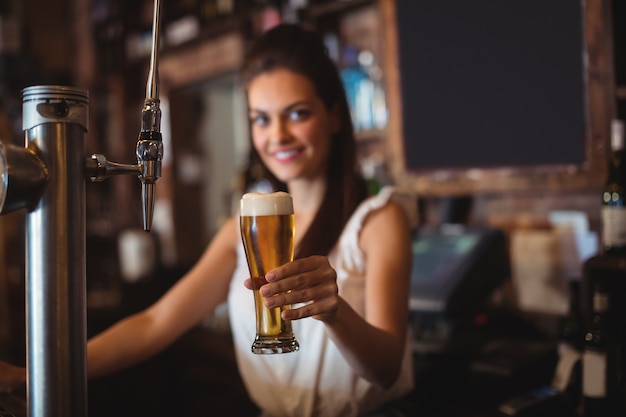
[90, 0, 163, 231]
[136, 0, 163, 231]
[0, 1, 163, 416]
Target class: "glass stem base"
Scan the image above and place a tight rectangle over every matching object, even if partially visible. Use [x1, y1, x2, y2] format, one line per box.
[251, 336, 299, 355]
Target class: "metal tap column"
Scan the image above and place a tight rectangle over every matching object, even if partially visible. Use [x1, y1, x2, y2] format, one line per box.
[23, 86, 89, 417]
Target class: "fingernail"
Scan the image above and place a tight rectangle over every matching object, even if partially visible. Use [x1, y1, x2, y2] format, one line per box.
[265, 297, 275, 308]
[265, 272, 276, 281]
[260, 286, 271, 296]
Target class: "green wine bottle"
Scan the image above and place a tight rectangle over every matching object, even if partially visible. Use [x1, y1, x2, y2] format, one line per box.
[601, 119, 626, 254]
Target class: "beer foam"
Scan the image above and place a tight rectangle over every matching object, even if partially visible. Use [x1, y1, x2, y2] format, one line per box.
[240, 192, 293, 216]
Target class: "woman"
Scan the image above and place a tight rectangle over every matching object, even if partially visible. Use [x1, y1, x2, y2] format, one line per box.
[0, 23, 413, 416]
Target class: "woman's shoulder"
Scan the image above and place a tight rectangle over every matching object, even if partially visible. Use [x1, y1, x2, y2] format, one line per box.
[356, 187, 410, 225]
[331, 188, 412, 271]
[356, 188, 412, 247]
[361, 198, 409, 238]
[361, 186, 418, 229]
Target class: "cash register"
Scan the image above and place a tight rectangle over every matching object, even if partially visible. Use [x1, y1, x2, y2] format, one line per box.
[408, 224, 510, 353]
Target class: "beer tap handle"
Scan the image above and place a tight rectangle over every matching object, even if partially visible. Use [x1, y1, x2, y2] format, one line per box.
[86, 154, 141, 182]
[137, 0, 163, 232]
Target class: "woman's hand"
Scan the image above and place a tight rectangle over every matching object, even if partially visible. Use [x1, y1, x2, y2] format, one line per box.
[0, 361, 26, 393]
[243, 255, 339, 322]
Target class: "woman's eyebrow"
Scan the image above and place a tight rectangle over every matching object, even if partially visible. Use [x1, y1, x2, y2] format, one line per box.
[249, 100, 310, 115]
[248, 108, 267, 116]
[284, 100, 309, 109]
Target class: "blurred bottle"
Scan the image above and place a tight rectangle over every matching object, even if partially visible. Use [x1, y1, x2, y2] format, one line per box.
[580, 118, 626, 416]
[552, 280, 583, 408]
[358, 49, 388, 130]
[340, 45, 371, 132]
[601, 119, 626, 254]
[360, 153, 389, 195]
[582, 282, 621, 416]
[560, 281, 584, 352]
[339, 45, 389, 133]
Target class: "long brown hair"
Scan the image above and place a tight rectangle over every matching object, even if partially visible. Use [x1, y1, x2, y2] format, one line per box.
[241, 24, 369, 258]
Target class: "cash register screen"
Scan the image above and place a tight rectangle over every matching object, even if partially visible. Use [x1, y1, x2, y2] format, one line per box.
[409, 228, 507, 314]
[411, 232, 480, 289]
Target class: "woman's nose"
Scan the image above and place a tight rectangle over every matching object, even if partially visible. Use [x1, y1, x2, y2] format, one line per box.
[268, 117, 291, 144]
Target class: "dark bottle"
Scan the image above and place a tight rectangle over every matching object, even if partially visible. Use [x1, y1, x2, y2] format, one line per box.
[555, 280, 584, 407]
[580, 119, 626, 416]
[582, 283, 621, 416]
[601, 119, 626, 254]
[560, 280, 584, 352]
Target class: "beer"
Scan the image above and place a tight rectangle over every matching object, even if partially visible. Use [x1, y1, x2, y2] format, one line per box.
[240, 191, 300, 354]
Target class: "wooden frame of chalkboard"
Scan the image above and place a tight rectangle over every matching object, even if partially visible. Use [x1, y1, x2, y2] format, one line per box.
[380, 0, 614, 196]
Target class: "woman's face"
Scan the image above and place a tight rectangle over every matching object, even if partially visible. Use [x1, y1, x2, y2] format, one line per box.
[247, 68, 339, 185]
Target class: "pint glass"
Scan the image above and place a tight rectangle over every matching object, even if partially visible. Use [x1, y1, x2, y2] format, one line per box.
[240, 191, 300, 354]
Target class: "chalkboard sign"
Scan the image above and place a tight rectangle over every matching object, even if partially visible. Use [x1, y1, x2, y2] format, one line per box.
[395, 0, 586, 170]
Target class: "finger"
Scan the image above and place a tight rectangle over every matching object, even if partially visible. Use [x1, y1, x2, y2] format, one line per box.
[265, 255, 326, 282]
[263, 266, 336, 296]
[264, 279, 337, 307]
[243, 277, 253, 290]
[282, 297, 339, 321]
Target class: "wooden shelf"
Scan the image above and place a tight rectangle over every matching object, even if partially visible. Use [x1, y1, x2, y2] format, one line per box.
[307, 0, 374, 19]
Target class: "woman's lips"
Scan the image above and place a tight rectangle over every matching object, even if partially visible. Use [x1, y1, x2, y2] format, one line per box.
[272, 148, 302, 162]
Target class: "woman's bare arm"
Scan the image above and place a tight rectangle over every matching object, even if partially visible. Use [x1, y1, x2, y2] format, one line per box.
[87, 217, 240, 378]
[322, 201, 412, 387]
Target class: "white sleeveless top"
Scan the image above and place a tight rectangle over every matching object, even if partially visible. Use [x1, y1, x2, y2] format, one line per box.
[227, 187, 414, 417]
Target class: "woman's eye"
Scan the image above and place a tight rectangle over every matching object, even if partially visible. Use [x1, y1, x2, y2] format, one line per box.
[250, 115, 269, 127]
[288, 108, 311, 121]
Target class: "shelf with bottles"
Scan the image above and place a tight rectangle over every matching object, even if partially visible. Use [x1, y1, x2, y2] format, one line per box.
[91, 0, 392, 144]
[90, 0, 242, 68]
[164, 0, 241, 47]
[116, 0, 370, 64]
[140, 0, 242, 60]
[312, 2, 390, 141]
[306, 0, 375, 18]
